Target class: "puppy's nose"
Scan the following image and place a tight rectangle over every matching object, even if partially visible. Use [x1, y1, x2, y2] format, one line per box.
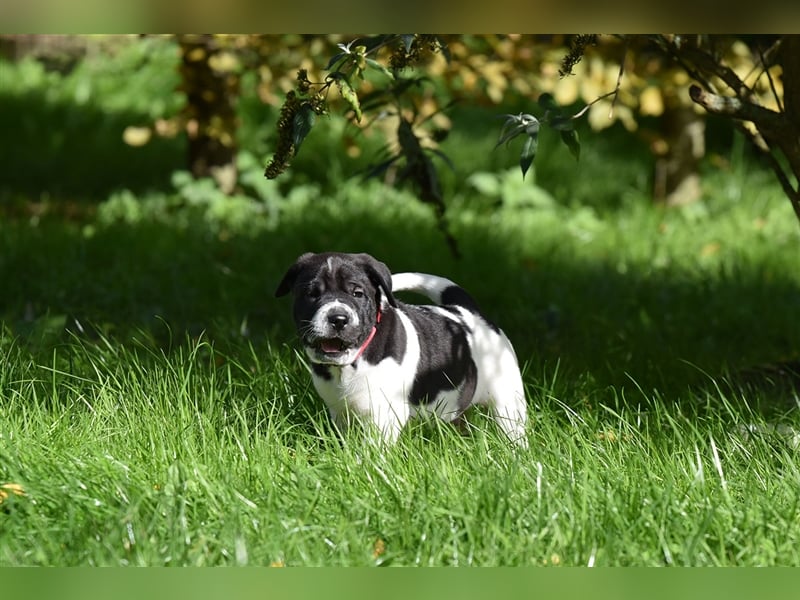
[328, 313, 349, 331]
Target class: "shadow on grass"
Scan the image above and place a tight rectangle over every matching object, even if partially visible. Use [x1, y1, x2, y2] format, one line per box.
[0, 72, 797, 405]
[2, 197, 799, 409]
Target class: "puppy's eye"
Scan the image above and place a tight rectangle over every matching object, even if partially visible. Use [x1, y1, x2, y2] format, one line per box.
[352, 288, 364, 298]
[307, 287, 321, 298]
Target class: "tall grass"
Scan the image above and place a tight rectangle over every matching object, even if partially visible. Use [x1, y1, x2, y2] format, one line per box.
[2, 331, 799, 566]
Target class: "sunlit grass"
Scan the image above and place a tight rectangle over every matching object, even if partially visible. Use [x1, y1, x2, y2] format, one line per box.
[2, 332, 799, 566]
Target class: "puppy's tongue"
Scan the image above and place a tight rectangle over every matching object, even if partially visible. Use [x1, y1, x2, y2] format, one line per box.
[320, 339, 344, 353]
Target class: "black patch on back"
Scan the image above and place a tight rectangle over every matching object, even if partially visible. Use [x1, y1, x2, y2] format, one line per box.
[440, 285, 500, 334]
[404, 305, 478, 410]
[440, 306, 472, 330]
[441, 285, 480, 312]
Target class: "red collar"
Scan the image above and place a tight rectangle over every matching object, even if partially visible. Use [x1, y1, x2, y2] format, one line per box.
[352, 307, 382, 362]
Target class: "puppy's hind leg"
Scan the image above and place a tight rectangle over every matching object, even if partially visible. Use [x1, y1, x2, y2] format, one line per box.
[486, 372, 529, 449]
[490, 396, 528, 449]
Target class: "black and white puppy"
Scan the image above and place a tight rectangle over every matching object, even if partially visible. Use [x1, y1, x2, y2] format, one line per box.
[275, 252, 528, 447]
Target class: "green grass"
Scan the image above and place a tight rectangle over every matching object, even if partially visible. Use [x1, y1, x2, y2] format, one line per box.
[2, 39, 800, 566]
[2, 178, 800, 565]
[2, 333, 799, 566]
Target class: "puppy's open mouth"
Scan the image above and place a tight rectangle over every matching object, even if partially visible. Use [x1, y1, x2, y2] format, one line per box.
[317, 338, 349, 354]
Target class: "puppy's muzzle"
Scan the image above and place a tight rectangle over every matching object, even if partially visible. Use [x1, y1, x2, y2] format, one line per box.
[302, 300, 365, 365]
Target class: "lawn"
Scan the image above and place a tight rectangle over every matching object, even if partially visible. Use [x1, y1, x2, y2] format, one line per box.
[1, 38, 800, 566]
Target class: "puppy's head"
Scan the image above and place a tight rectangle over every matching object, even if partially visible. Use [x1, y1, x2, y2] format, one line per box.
[275, 252, 397, 365]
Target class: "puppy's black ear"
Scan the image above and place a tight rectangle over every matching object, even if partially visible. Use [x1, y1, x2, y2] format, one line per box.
[275, 252, 315, 297]
[356, 253, 398, 308]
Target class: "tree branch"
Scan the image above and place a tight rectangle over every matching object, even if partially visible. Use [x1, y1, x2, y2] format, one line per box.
[680, 41, 756, 103]
[651, 35, 716, 93]
[758, 44, 784, 113]
[689, 85, 800, 225]
[688, 85, 786, 130]
[572, 89, 619, 120]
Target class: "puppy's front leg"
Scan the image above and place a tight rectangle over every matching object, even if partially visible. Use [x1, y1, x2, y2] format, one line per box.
[328, 399, 407, 445]
[368, 393, 410, 445]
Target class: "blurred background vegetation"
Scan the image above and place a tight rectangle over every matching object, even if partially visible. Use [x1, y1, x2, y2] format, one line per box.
[1, 34, 794, 207]
[0, 33, 798, 397]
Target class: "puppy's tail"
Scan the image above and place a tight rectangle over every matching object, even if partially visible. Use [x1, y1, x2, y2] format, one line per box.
[391, 272, 481, 313]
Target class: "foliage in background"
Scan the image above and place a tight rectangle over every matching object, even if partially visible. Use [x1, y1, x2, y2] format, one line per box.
[0, 36, 184, 201]
[97, 151, 320, 235]
[253, 34, 795, 221]
[15, 34, 784, 224]
[2, 34, 795, 229]
[9, 34, 786, 206]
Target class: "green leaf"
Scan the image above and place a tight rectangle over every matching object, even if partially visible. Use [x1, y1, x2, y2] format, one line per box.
[366, 58, 395, 79]
[538, 93, 559, 111]
[546, 114, 575, 131]
[427, 147, 456, 172]
[520, 134, 538, 179]
[363, 154, 401, 180]
[495, 114, 538, 149]
[334, 76, 362, 122]
[325, 52, 348, 72]
[291, 103, 316, 151]
[525, 117, 540, 136]
[354, 46, 368, 70]
[466, 172, 502, 197]
[495, 122, 527, 149]
[560, 129, 581, 161]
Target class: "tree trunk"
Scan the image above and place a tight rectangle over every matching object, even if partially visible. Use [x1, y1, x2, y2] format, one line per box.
[775, 35, 800, 186]
[653, 101, 705, 206]
[178, 34, 240, 194]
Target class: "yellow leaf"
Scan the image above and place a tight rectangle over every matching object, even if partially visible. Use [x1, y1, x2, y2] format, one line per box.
[639, 86, 664, 116]
[123, 126, 152, 147]
[701, 242, 721, 257]
[208, 51, 240, 73]
[334, 77, 362, 122]
[186, 47, 206, 62]
[373, 538, 386, 559]
[587, 101, 614, 131]
[154, 118, 181, 138]
[554, 76, 579, 107]
[597, 430, 618, 442]
[0, 482, 25, 504]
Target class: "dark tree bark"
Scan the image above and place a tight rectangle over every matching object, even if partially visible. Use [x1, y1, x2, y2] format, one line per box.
[178, 34, 240, 194]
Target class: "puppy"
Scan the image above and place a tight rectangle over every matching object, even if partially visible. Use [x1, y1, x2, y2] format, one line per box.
[275, 252, 527, 447]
